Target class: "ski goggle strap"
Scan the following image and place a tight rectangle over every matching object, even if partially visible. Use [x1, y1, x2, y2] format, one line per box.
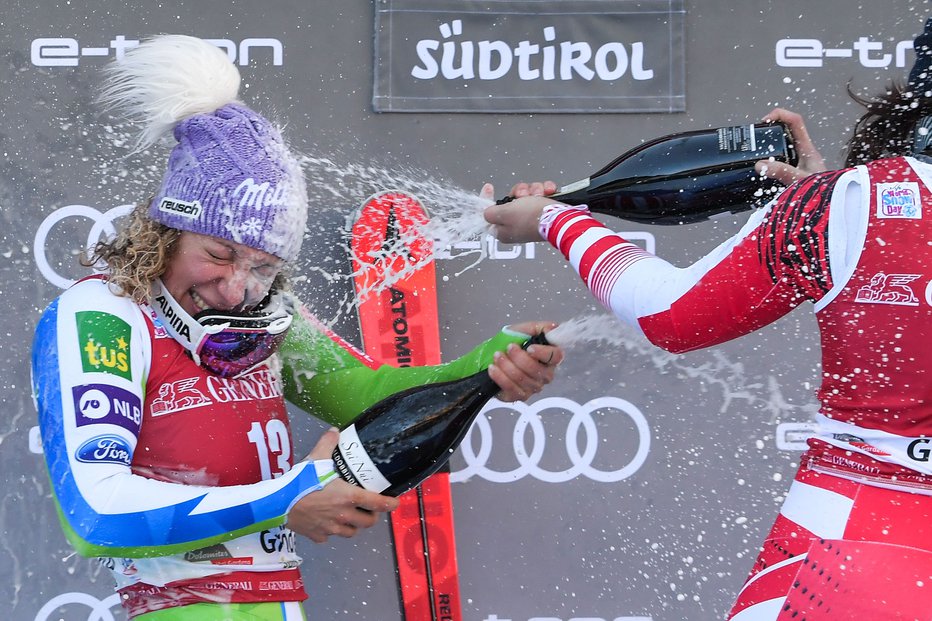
[149, 278, 294, 378]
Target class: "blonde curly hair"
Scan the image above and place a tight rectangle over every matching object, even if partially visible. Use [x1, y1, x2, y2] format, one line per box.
[83, 202, 292, 305]
[82, 203, 180, 304]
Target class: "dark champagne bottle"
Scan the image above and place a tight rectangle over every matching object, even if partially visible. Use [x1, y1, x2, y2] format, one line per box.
[332, 333, 549, 497]
[498, 122, 797, 225]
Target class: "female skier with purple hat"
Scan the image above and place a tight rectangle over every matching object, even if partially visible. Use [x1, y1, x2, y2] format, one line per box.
[31, 35, 563, 620]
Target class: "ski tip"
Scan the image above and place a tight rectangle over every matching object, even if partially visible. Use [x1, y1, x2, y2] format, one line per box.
[365, 189, 429, 213]
[346, 189, 430, 233]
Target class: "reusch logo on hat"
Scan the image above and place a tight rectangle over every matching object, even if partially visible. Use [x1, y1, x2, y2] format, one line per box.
[158, 197, 202, 219]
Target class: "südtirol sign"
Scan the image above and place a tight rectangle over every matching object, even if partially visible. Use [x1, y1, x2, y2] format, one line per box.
[373, 0, 685, 113]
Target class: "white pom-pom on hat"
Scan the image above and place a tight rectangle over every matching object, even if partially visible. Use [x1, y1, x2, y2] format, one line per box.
[98, 34, 241, 152]
[97, 34, 308, 262]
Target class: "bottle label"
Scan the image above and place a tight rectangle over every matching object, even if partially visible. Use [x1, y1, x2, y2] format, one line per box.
[717, 124, 756, 153]
[558, 177, 591, 195]
[333, 424, 392, 493]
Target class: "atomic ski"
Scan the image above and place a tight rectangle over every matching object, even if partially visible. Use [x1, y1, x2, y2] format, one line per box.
[349, 190, 462, 621]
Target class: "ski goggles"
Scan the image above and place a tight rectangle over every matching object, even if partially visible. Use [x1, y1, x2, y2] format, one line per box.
[150, 279, 295, 378]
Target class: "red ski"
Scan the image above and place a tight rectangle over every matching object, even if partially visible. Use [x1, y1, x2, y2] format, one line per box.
[349, 190, 462, 621]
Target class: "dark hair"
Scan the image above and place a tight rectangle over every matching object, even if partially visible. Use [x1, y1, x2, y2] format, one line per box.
[843, 80, 932, 167]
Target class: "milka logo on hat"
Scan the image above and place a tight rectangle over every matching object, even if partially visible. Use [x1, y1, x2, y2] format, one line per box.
[232, 178, 288, 210]
[158, 197, 203, 219]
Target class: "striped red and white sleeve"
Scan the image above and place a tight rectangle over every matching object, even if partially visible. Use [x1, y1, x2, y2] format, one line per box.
[538, 171, 843, 353]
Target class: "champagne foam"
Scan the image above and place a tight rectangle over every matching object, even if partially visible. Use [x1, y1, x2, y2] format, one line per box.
[299, 153, 495, 304]
[545, 313, 636, 349]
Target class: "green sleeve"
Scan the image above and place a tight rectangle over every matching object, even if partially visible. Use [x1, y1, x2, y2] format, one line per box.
[279, 307, 529, 427]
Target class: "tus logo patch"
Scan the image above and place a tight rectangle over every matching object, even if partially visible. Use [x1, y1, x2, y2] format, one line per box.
[75, 311, 132, 380]
[72, 383, 142, 435]
[75, 434, 132, 466]
[877, 182, 922, 219]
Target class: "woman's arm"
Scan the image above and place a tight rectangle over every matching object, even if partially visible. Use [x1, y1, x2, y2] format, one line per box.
[538, 170, 847, 353]
[280, 306, 558, 426]
[32, 279, 335, 558]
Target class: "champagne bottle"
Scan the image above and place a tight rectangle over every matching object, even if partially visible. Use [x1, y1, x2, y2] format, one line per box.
[332, 332, 549, 497]
[498, 122, 797, 225]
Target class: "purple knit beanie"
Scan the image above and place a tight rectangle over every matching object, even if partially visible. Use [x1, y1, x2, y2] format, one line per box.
[99, 34, 307, 263]
[151, 102, 308, 262]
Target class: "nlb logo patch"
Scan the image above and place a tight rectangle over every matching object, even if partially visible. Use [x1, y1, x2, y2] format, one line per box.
[75, 434, 132, 466]
[877, 182, 922, 219]
[75, 311, 132, 379]
[72, 383, 142, 435]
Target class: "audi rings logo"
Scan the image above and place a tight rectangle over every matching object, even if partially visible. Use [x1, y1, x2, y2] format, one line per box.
[34, 591, 121, 621]
[451, 396, 650, 483]
[34, 204, 134, 289]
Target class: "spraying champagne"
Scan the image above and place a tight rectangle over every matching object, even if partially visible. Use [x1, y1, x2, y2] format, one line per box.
[332, 332, 550, 497]
[497, 122, 797, 225]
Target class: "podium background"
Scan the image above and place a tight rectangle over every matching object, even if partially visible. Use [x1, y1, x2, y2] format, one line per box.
[4, 1, 928, 619]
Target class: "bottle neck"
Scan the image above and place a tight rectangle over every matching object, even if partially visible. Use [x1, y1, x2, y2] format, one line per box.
[473, 331, 549, 400]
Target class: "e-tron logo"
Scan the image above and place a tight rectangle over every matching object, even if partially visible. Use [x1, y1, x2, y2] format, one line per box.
[34, 204, 134, 289]
[31, 36, 284, 67]
[451, 396, 650, 483]
[776, 37, 913, 69]
[34, 591, 121, 621]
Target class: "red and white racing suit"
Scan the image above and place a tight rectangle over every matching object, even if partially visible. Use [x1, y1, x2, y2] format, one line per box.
[540, 156, 932, 620]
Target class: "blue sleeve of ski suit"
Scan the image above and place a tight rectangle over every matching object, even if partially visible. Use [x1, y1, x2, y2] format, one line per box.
[31, 279, 335, 558]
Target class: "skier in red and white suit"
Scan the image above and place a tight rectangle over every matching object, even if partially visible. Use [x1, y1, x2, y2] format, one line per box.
[482, 20, 932, 619]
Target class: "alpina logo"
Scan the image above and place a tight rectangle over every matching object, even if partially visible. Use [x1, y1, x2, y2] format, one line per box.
[154, 295, 193, 342]
[877, 182, 922, 219]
